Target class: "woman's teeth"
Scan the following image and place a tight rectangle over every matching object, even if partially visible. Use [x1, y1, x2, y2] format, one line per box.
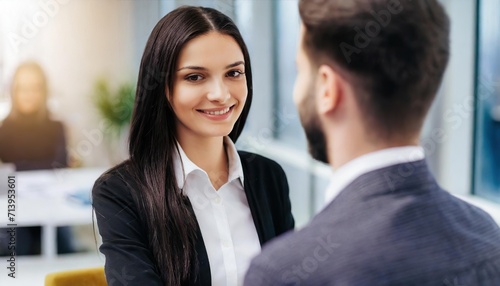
[203, 106, 231, 115]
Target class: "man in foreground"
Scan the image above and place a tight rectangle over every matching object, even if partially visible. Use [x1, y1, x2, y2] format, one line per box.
[245, 0, 500, 284]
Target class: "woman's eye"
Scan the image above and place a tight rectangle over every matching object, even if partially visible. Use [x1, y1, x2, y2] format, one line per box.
[185, 74, 204, 82]
[227, 70, 244, 78]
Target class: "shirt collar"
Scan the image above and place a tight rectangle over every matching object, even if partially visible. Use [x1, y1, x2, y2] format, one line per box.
[173, 136, 244, 190]
[225, 136, 245, 185]
[324, 146, 425, 205]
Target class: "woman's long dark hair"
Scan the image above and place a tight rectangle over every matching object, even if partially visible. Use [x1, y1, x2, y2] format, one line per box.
[128, 6, 253, 285]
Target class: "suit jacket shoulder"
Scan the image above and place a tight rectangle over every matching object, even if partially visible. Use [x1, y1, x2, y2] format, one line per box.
[245, 160, 500, 286]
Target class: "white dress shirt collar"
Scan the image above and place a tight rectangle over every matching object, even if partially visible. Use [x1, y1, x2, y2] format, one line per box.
[174, 136, 244, 190]
[325, 146, 425, 204]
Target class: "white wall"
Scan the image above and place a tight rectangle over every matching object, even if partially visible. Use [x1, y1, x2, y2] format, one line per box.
[433, 0, 476, 196]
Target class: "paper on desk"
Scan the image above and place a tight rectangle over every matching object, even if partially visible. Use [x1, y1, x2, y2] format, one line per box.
[16, 171, 81, 199]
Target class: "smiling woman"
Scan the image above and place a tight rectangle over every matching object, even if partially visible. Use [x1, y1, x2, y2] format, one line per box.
[91, 6, 294, 286]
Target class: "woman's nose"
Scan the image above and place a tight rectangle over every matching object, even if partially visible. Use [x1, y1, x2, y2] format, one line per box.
[206, 79, 230, 102]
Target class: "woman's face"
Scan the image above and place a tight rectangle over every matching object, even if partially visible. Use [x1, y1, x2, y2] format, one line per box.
[13, 67, 46, 115]
[171, 31, 247, 140]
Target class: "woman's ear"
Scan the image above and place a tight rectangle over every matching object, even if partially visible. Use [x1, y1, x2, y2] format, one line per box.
[315, 64, 341, 116]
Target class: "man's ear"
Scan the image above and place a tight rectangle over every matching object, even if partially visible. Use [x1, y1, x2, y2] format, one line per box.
[315, 64, 340, 115]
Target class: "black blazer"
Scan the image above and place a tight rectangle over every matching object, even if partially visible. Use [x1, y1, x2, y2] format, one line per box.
[92, 151, 294, 286]
[245, 160, 500, 285]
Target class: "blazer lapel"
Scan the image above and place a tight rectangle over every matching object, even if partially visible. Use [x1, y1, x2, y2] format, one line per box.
[239, 151, 275, 245]
[186, 201, 211, 285]
[193, 225, 211, 285]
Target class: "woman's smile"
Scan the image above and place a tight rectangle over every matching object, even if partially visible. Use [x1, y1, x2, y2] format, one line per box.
[196, 104, 236, 120]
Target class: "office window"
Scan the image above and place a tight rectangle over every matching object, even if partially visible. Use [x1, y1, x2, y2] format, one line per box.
[273, 0, 305, 148]
[473, 0, 500, 203]
[233, 0, 326, 225]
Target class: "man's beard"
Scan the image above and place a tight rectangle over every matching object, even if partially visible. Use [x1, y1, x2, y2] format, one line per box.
[298, 82, 329, 164]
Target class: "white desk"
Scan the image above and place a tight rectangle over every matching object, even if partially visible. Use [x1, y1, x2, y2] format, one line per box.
[0, 167, 107, 259]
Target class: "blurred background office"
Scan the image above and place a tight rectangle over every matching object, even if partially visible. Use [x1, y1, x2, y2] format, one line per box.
[0, 0, 498, 285]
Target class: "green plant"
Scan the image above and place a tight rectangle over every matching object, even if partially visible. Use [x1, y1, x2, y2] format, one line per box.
[92, 78, 135, 138]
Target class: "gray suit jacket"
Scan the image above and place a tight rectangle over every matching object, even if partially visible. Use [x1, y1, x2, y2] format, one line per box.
[244, 160, 500, 285]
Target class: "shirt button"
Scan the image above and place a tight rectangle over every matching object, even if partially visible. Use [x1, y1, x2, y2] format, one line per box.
[214, 197, 221, 204]
[222, 241, 230, 248]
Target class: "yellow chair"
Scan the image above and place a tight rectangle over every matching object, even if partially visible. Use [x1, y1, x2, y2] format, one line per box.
[45, 267, 107, 286]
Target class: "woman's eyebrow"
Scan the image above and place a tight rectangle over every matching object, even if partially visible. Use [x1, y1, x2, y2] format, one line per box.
[177, 65, 206, 71]
[225, 61, 245, 69]
[177, 61, 245, 71]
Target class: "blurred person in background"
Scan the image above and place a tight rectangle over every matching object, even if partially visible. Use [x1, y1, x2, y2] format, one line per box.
[0, 61, 75, 256]
[0, 61, 67, 170]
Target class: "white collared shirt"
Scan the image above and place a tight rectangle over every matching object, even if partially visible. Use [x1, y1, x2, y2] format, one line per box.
[174, 137, 261, 286]
[325, 146, 425, 205]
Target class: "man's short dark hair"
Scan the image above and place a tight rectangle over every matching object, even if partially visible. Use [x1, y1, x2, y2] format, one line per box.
[299, 0, 450, 139]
